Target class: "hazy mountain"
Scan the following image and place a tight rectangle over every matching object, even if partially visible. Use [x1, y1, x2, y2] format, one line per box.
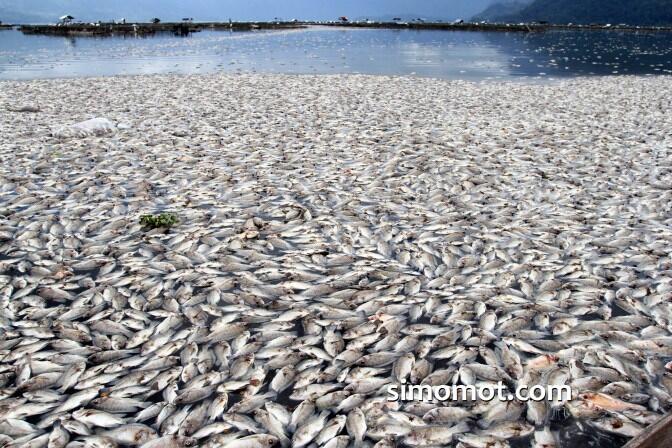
[472, 1, 533, 22]
[474, 0, 672, 25]
[0, 0, 493, 23]
[0, 7, 51, 23]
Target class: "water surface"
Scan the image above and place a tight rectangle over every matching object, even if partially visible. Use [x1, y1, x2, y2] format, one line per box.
[1, 26, 672, 80]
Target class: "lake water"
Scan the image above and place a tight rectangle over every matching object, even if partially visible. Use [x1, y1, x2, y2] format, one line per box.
[1, 26, 672, 81]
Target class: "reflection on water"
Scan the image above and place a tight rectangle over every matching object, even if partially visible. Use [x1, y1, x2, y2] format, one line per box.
[484, 30, 672, 77]
[1, 27, 671, 80]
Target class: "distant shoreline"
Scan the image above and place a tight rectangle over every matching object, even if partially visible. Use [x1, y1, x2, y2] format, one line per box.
[17, 22, 305, 36]
[11, 21, 672, 37]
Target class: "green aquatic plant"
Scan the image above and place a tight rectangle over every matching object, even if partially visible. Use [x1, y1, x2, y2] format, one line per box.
[139, 213, 179, 229]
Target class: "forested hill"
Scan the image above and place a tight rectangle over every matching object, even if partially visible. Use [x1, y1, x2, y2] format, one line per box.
[474, 0, 672, 25]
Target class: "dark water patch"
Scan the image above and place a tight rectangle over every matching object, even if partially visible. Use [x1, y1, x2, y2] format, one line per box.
[275, 384, 301, 409]
[226, 391, 244, 409]
[509, 435, 534, 448]
[553, 417, 629, 448]
[414, 313, 434, 325]
[294, 319, 306, 338]
[610, 303, 630, 318]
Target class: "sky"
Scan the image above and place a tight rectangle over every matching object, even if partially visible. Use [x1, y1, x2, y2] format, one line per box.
[0, 0, 495, 23]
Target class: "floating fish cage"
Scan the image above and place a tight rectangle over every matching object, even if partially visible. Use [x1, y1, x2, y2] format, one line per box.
[18, 22, 306, 37]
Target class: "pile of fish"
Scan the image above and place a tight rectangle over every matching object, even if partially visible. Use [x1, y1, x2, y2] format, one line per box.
[1, 73, 671, 448]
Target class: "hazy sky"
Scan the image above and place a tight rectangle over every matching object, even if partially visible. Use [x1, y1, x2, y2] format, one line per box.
[0, 0, 495, 22]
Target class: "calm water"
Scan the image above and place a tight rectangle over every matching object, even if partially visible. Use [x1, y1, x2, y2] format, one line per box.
[1, 26, 672, 80]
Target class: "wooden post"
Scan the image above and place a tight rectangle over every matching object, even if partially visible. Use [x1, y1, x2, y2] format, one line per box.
[623, 412, 672, 448]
